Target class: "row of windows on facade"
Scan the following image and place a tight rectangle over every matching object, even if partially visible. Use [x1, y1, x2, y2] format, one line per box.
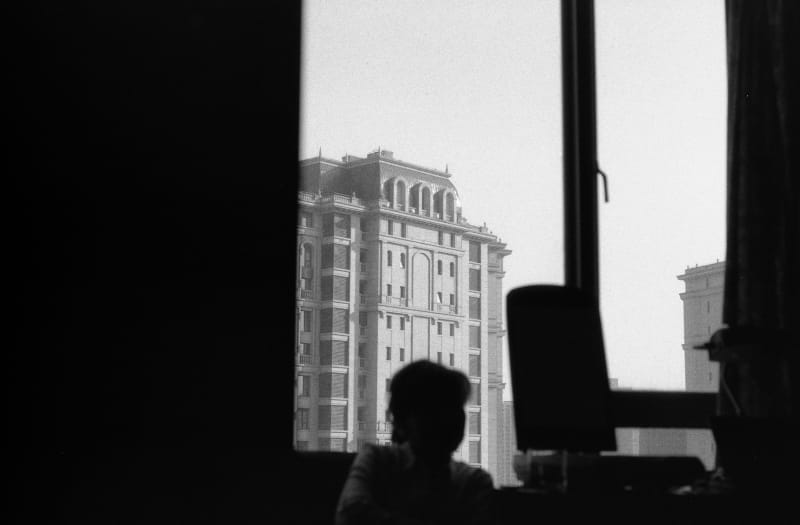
[295, 406, 482, 436]
[299, 311, 484, 347]
[295, 438, 482, 463]
[299, 211, 482, 260]
[297, 342, 483, 376]
[296, 372, 482, 404]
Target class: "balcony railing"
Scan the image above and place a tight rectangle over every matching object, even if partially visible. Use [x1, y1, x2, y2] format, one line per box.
[435, 304, 457, 314]
[376, 421, 393, 433]
[298, 191, 317, 203]
[299, 289, 313, 299]
[319, 192, 363, 206]
[297, 354, 313, 365]
[381, 296, 407, 307]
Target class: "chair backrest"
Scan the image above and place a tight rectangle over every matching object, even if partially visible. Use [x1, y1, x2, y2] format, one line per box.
[506, 285, 616, 452]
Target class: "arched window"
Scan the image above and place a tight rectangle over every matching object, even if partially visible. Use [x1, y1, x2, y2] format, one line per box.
[421, 187, 431, 215]
[409, 184, 420, 211]
[433, 190, 444, 218]
[301, 243, 314, 290]
[445, 193, 455, 221]
[383, 179, 394, 207]
[396, 180, 406, 210]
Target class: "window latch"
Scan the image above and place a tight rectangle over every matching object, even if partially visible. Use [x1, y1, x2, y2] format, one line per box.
[597, 165, 610, 203]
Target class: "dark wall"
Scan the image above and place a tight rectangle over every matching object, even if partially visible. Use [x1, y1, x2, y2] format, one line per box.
[8, 3, 299, 522]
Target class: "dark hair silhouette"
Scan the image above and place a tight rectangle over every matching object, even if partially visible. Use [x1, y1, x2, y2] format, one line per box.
[388, 360, 471, 446]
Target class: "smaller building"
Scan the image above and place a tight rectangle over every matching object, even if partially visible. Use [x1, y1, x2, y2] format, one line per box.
[677, 261, 725, 470]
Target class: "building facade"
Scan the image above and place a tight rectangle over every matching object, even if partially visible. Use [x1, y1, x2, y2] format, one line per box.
[294, 149, 510, 475]
[677, 260, 725, 470]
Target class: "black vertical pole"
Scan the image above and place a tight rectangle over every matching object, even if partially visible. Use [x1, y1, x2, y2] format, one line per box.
[562, 0, 599, 300]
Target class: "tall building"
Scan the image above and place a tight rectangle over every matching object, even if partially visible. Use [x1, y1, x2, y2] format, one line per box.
[677, 260, 725, 470]
[294, 149, 510, 475]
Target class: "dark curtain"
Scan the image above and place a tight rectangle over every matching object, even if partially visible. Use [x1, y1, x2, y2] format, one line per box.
[724, 0, 800, 331]
[721, 0, 800, 421]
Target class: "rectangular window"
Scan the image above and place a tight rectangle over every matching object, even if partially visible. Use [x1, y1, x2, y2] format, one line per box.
[322, 275, 350, 301]
[319, 373, 349, 399]
[321, 244, 350, 269]
[449, 323, 455, 337]
[299, 342, 311, 355]
[323, 214, 351, 238]
[450, 234, 456, 248]
[320, 308, 349, 334]
[400, 348, 405, 362]
[386, 379, 391, 392]
[299, 212, 313, 228]
[469, 354, 480, 376]
[387, 250, 393, 266]
[386, 284, 392, 297]
[359, 280, 367, 295]
[437, 292, 443, 304]
[387, 220, 394, 235]
[469, 268, 481, 291]
[359, 312, 367, 327]
[399, 317, 405, 330]
[438, 231, 443, 245]
[449, 353, 454, 366]
[469, 297, 481, 319]
[386, 315, 392, 329]
[469, 440, 480, 463]
[449, 262, 454, 277]
[437, 352, 442, 364]
[469, 241, 481, 263]
[469, 412, 480, 435]
[357, 406, 365, 422]
[297, 408, 309, 430]
[437, 322, 442, 335]
[449, 293, 455, 305]
[318, 437, 347, 452]
[320, 340, 348, 366]
[469, 383, 481, 406]
[400, 253, 406, 268]
[437, 260, 443, 275]
[359, 374, 367, 390]
[400, 286, 406, 299]
[358, 343, 366, 357]
[296, 441, 309, 451]
[469, 326, 481, 348]
[301, 309, 312, 332]
[360, 249, 367, 262]
[298, 374, 311, 397]
[386, 346, 391, 360]
[401, 223, 407, 237]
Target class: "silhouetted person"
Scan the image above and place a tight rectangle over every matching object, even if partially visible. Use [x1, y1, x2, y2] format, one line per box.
[335, 360, 494, 525]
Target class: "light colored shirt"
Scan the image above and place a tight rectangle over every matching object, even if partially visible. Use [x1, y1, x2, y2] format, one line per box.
[335, 443, 494, 525]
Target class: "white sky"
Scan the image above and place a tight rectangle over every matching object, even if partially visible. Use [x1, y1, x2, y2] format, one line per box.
[300, 0, 727, 396]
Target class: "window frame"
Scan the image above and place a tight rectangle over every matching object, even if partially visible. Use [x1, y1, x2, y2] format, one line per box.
[561, 0, 715, 429]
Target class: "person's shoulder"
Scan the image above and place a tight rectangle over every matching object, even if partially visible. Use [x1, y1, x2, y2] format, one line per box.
[451, 460, 494, 489]
[352, 442, 398, 467]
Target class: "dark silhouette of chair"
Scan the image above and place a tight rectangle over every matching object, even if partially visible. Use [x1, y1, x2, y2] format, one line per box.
[506, 285, 616, 453]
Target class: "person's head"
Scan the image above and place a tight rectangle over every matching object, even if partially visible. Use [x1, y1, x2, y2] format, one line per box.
[388, 360, 471, 467]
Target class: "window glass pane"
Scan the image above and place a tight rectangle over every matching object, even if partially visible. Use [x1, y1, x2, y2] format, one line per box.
[298, 1, 563, 486]
[595, 1, 725, 470]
